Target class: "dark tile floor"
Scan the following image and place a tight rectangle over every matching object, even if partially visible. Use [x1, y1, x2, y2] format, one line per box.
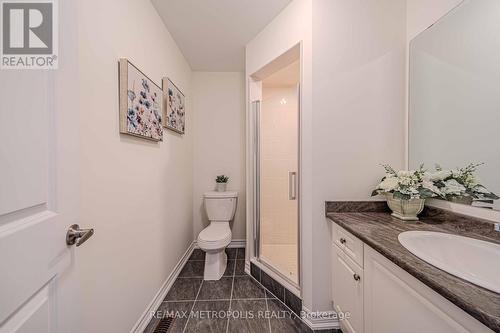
[144, 248, 316, 333]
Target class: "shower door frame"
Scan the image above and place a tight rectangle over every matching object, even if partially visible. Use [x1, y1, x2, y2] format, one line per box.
[252, 80, 302, 292]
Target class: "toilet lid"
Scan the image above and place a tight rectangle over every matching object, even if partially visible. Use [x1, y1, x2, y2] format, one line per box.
[198, 224, 231, 243]
[204, 191, 238, 199]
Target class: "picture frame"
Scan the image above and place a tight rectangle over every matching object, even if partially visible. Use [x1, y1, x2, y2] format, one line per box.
[162, 77, 186, 134]
[119, 58, 163, 141]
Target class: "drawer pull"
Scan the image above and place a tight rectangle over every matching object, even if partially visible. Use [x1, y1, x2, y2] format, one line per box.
[353, 274, 361, 281]
[340, 238, 347, 244]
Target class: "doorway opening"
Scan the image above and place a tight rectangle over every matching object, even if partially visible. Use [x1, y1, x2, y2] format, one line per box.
[249, 44, 301, 290]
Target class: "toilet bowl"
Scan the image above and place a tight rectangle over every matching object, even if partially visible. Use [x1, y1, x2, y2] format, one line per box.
[198, 191, 238, 280]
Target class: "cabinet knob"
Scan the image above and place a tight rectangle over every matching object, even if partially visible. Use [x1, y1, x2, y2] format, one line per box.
[353, 273, 361, 281]
[340, 238, 347, 244]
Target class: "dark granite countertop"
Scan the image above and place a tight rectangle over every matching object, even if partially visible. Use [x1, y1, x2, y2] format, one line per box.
[325, 201, 500, 332]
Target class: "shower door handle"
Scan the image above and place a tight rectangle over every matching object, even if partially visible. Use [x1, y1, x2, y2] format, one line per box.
[288, 171, 297, 200]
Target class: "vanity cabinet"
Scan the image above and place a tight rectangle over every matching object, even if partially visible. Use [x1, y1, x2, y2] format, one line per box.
[363, 246, 491, 333]
[331, 223, 493, 333]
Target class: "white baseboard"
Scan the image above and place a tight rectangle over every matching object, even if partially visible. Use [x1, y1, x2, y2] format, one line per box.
[301, 306, 340, 331]
[227, 239, 246, 248]
[192, 239, 246, 249]
[130, 241, 196, 333]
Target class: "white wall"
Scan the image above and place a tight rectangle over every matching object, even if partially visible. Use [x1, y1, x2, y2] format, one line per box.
[312, 0, 407, 206]
[77, 0, 193, 332]
[192, 72, 246, 240]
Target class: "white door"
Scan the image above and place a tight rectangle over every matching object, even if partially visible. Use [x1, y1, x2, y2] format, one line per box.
[0, 1, 85, 332]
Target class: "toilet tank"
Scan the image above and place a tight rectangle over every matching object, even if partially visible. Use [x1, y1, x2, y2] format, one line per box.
[204, 191, 238, 222]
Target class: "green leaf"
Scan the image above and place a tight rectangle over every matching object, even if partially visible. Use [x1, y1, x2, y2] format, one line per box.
[215, 175, 229, 183]
[393, 192, 410, 200]
[381, 164, 397, 175]
[435, 181, 445, 188]
[418, 188, 435, 199]
[483, 192, 500, 200]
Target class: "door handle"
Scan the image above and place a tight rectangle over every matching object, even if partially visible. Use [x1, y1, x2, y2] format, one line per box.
[288, 171, 297, 200]
[66, 224, 94, 247]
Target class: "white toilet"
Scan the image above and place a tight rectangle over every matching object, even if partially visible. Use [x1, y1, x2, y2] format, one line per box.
[198, 191, 238, 280]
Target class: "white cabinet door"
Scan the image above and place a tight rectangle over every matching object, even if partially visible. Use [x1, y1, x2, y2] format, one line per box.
[0, 1, 82, 332]
[364, 247, 493, 333]
[332, 244, 364, 333]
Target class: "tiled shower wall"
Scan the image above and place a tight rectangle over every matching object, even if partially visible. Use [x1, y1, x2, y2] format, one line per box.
[260, 86, 298, 246]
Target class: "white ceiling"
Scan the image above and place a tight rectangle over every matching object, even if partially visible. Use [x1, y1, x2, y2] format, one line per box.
[151, 0, 292, 71]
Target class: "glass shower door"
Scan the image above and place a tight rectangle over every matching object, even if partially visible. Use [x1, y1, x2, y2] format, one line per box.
[256, 83, 299, 285]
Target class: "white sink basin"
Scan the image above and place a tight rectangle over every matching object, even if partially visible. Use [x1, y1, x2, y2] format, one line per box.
[398, 231, 500, 294]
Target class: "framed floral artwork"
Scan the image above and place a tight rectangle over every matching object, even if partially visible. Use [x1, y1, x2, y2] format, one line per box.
[162, 77, 186, 134]
[119, 59, 163, 141]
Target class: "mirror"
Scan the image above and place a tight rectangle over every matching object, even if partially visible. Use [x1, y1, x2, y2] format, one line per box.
[409, 0, 500, 210]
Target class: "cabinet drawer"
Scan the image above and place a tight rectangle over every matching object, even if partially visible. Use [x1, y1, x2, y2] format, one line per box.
[332, 223, 364, 267]
[332, 244, 364, 333]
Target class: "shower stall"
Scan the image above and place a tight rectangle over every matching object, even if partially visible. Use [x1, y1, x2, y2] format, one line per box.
[249, 45, 301, 290]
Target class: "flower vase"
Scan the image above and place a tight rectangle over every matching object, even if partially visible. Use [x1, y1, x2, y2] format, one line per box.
[216, 183, 227, 192]
[385, 193, 425, 222]
[449, 196, 474, 205]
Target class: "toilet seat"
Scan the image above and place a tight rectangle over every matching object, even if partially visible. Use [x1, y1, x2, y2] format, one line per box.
[198, 223, 231, 250]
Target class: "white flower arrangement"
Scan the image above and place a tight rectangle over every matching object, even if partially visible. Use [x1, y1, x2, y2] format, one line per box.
[430, 163, 499, 201]
[372, 163, 499, 203]
[372, 165, 438, 200]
